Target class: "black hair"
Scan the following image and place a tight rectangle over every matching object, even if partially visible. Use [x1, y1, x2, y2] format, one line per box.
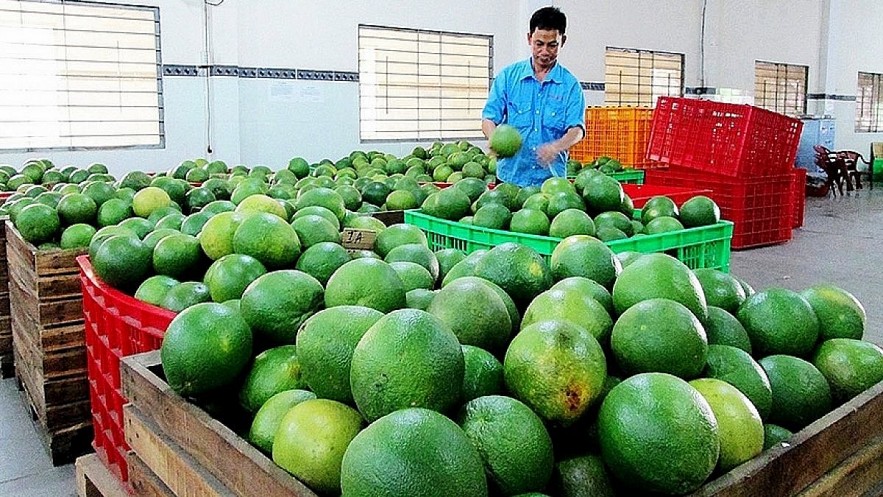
[530, 6, 566, 35]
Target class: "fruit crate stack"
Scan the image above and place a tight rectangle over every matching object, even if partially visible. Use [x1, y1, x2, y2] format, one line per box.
[569, 107, 660, 169]
[645, 97, 803, 249]
[121, 351, 317, 497]
[6, 221, 92, 464]
[0, 217, 12, 378]
[79, 255, 175, 485]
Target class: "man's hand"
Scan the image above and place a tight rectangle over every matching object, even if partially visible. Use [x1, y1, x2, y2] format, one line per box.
[537, 142, 562, 166]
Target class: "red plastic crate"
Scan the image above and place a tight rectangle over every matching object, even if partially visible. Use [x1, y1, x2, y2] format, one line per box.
[793, 168, 807, 229]
[79, 255, 176, 484]
[645, 166, 795, 249]
[647, 97, 803, 178]
[622, 183, 713, 209]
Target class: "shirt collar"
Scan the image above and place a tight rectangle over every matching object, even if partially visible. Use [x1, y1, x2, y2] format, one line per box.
[518, 58, 563, 83]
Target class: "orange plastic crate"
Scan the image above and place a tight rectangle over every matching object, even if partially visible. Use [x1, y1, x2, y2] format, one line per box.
[570, 107, 660, 169]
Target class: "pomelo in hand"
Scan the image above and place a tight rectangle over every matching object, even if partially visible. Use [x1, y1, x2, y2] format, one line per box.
[490, 124, 523, 158]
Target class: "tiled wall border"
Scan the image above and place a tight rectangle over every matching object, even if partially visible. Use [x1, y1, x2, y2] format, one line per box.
[807, 93, 856, 101]
[162, 68, 729, 101]
[162, 64, 359, 82]
[580, 81, 605, 91]
[578, 83, 720, 96]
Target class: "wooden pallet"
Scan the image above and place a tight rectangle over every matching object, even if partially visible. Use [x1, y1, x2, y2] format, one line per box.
[18, 378, 93, 465]
[122, 351, 318, 497]
[7, 220, 91, 464]
[0, 216, 11, 379]
[0, 292, 12, 378]
[76, 453, 130, 497]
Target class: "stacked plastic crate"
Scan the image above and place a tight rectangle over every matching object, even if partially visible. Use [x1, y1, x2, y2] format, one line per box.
[570, 107, 662, 169]
[79, 256, 175, 485]
[644, 97, 803, 249]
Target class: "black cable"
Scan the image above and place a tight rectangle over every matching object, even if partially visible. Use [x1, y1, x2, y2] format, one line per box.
[205, 0, 224, 6]
[700, 0, 707, 88]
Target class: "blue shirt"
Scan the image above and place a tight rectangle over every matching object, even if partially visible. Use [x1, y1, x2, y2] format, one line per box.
[482, 58, 586, 187]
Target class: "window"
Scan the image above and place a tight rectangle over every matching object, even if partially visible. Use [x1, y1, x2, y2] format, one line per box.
[604, 47, 683, 107]
[856, 72, 883, 133]
[754, 61, 807, 116]
[358, 25, 492, 141]
[0, 0, 162, 151]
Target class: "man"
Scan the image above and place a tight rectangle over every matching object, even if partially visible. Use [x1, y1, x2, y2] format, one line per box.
[482, 6, 586, 187]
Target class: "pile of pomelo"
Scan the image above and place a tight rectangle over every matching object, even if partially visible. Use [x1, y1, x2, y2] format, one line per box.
[561, 155, 627, 177]
[0, 158, 116, 192]
[153, 219, 881, 496]
[421, 172, 721, 241]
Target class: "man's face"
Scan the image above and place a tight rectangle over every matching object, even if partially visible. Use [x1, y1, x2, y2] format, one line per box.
[528, 29, 565, 70]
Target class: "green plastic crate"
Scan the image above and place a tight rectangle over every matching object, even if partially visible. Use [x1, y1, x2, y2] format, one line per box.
[567, 169, 645, 184]
[404, 210, 733, 272]
[609, 169, 645, 184]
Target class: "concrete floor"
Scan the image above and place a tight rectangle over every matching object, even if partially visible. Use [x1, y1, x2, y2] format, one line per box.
[0, 188, 881, 496]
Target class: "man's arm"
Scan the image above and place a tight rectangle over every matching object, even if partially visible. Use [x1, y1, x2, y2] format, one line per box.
[537, 125, 584, 165]
[538, 76, 586, 166]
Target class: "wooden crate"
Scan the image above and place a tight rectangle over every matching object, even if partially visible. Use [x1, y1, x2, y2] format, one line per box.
[122, 350, 883, 497]
[122, 351, 318, 497]
[689, 378, 883, 496]
[7, 220, 90, 464]
[128, 452, 175, 497]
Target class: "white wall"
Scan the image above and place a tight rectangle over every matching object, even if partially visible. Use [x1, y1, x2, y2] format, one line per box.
[231, 0, 523, 166]
[705, 1, 824, 94]
[821, 0, 883, 152]
[0, 0, 880, 172]
[556, 0, 702, 83]
[0, 0, 211, 177]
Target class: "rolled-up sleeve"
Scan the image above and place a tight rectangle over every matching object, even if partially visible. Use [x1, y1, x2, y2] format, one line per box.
[482, 72, 507, 124]
[564, 79, 586, 131]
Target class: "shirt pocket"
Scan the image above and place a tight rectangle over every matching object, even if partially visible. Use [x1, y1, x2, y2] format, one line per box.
[543, 106, 566, 134]
[506, 101, 533, 128]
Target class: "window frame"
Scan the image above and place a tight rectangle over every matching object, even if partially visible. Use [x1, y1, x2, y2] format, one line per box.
[856, 71, 883, 133]
[603, 46, 684, 107]
[358, 23, 493, 143]
[0, 0, 164, 153]
[754, 60, 807, 117]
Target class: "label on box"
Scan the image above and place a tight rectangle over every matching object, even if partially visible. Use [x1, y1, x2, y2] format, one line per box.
[341, 228, 377, 251]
